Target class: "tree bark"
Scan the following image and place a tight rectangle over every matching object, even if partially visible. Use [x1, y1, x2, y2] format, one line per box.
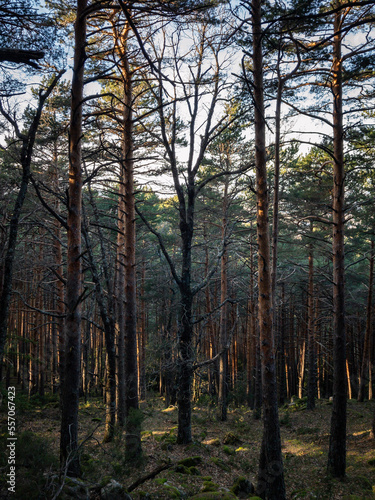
[0, 48, 44, 67]
[122, 50, 141, 460]
[247, 230, 257, 409]
[177, 193, 194, 444]
[60, 0, 87, 477]
[138, 258, 147, 401]
[272, 71, 283, 406]
[252, 0, 286, 497]
[358, 238, 374, 402]
[327, 5, 347, 478]
[307, 222, 317, 410]
[219, 177, 229, 421]
[115, 160, 126, 426]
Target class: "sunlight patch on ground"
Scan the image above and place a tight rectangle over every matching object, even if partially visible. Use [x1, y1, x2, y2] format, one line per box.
[283, 440, 323, 457]
[352, 430, 371, 437]
[162, 405, 177, 413]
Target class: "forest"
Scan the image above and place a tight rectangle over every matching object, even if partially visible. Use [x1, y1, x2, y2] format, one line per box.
[0, 0, 375, 499]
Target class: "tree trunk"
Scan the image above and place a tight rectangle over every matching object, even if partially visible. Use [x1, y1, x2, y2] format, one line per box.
[138, 259, 147, 401]
[60, 0, 86, 477]
[272, 72, 284, 406]
[112, 16, 141, 457]
[252, 1, 286, 497]
[358, 238, 374, 402]
[247, 230, 256, 408]
[219, 178, 229, 421]
[297, 338, 306, 400]
[327, 6, 347, 478]
[307, 223, 316, 410]
[122, 57, 141, 460]
[51, 145, 65, 395]
[115, 164, 126, 426]
[176, 196, 194, 444]
[113, 18, 127, 428]
[253, 319, 262, 420]
[177, 286, 193, 444]
[204, 222, 216, 397]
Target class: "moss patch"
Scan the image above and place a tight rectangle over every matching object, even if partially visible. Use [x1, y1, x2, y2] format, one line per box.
[178, 456, 202, 467]
[190, 492, 237, 499]
[202, 480, 220, 492]
[210, 457, 231, 472]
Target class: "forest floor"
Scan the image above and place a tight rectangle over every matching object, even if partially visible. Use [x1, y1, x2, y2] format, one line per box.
[0, 390, 375, 499]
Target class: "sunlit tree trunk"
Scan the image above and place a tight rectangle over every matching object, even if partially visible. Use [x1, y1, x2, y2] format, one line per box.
[122, 49, 141, 460]
[115, 162, 126, 425]
[328, 5, 347, 478]
[60, 0, 86, 476]
[252, 0, 286, 497]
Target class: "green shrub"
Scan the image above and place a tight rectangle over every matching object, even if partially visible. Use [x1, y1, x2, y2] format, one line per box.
[7, 431, 58, 500]
[280, 412, 290, 426]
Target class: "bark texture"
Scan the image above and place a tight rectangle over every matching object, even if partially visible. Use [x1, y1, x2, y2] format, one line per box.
[219, 178, 229, 421]
[327, 6, 347, 478]
[60, 0, 87, 476]
[307, 224, 316, 410]
[252, 0, 286, 497]
[358, 238, 374, 402]
[122, 41, 141, 459]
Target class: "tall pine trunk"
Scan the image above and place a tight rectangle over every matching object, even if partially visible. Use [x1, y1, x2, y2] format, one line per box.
[177, 263, 193, 444]
[60, 0, 86, 476]
[219, 178, 229, 421]
[252, 0, 285, 497]
[51, 146, 65, 394]
[176, 194, 195, 444]
[327, 6, 347, 478]
[122, 53, 141, 459]
[115, 159, 126, 426]
[307, 222, 316, 409]
[272, 71, 283, 406]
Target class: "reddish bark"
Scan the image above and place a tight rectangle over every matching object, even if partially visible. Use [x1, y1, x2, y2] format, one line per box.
[327, 7, 347, 478]
[252, 0, 286, 497]
[60, 0, 87, 476]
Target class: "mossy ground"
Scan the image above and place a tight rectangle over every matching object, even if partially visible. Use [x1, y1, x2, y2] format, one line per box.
[0, 390, 374, 499]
